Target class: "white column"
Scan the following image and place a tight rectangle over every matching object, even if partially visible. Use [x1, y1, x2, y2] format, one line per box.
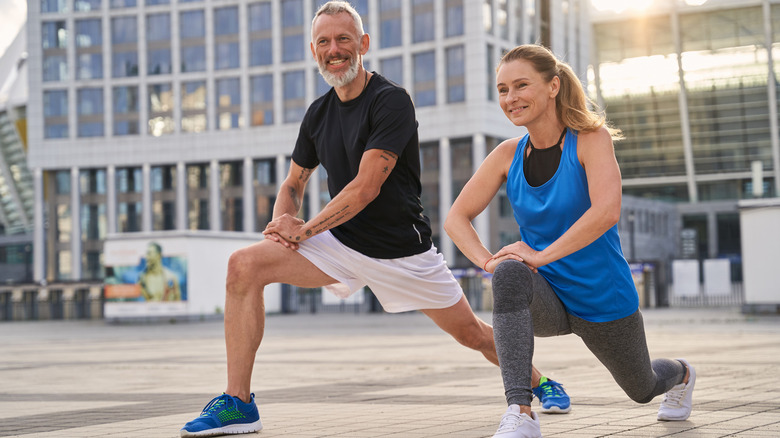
[70, 167, 81, 280]
[106, 165, 116, 235]
[176, 161, 187, 230]
[210, 159, 221, 231]
[33, 168, 45, 282]
[142, 163, 152, 232]
[275, 153, 287, 196]
[671, 2, 698, 203]
[438, 137, 454, 265]
[472, 133, 489, 246]
[763, 0, 780, 197]
[243, 157, 255, 232]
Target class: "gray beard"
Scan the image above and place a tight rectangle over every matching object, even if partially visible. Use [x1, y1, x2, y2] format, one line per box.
[318, 57, 360, 88]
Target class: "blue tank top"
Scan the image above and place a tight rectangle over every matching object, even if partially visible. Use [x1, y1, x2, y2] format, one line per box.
[506, 130, 638, 322]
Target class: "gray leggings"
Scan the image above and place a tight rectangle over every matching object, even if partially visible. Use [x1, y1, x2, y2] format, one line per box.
[492, 260, 686, 407]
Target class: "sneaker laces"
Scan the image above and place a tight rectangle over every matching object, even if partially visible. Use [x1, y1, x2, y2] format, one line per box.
[539, 380, 566, 399]
[200, 394, 235, 417]
[496, 411, 524, 433]
[662, 384, 685, 406]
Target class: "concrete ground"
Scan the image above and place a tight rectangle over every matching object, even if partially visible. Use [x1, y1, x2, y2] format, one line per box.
[0, 307, 778, 437]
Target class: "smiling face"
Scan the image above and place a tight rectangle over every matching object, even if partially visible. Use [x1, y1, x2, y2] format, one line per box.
[496, 59, 560, 128]
[311, 11, 367, 88]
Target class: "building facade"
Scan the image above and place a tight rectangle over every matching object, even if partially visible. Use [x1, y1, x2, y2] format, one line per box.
[25, 0, 591, 283]
[0, 24, 34, 283]
[590, 0, 780, 275]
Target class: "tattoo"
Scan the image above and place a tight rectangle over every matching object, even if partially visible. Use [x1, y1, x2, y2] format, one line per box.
[312, 205, 350, 234]
[295, 236, 300, 241]
[305, 230, 312, 237]
[379, 151, 398, 161]
[297, 167, 314, 182]
[382, 166, 389, 174]
[288, 187, 301, 211]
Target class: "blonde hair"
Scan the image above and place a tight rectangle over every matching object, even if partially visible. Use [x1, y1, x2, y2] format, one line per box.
[498, 45, 622, 139]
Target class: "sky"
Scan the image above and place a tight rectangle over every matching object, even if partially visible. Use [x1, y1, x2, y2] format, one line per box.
[0, 0, 26, 58]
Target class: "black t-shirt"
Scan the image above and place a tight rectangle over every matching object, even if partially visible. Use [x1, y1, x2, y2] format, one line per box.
[292, 73, 433, 259]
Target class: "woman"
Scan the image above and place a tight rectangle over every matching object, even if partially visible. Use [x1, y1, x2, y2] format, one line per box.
[444, 44, 695, 438]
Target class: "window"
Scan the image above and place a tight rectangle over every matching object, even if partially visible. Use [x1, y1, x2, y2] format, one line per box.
[215, 6, 240, 70]
[412, 0, 434, 43]
[116, 167, 142, 232]
[283, 70, 305, 123]
[148, 83, 174, 136]
[254, 159, 276, 231]
[110, 0, 136, 9]
[251, 74, 274, 126]
[42, 0, 68, 13]
[152, 165, 177, 231]
[111, 16, 138, 77]
[380, 56, 403, 86]
[413, 51, 436, 106]
[281, 0, 305, 62]
[220, 161, 244, 231]
[77, 88, 104, 137]
[217, 78, 242, 130]
[42, 21, 68, 82]
[147, 13, 171, 75]
[248, 1, 273, 66]
[187, 164, 210, 230]
[446, 45, 465, 103]
[44, 90, 69, 139]
[113, 86, 139, 135]
[181, 81, 207, 133]
[76, 19, 102, 80]
[379, 0, 402, 48]
[445, 0, 464, 37]
[180, 10, 206, 73]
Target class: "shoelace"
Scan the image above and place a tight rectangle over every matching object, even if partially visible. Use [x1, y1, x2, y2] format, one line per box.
[200, 394, 235, 417]
[662, 385, 685, 406]
[540, 381, 566, 399]
[496, 412, 524, 433]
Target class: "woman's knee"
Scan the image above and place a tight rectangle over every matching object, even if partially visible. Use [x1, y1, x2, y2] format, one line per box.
[492, 260, 534, 314]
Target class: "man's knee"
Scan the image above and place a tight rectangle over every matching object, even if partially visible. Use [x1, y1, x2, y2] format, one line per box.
[226, 247, 263, 294]
[492, 260, 533, 314]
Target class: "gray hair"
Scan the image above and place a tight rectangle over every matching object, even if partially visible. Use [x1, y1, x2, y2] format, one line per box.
[312, 1, 365, 38]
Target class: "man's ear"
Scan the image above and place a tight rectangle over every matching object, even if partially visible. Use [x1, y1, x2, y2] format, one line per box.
[359, 33, 370, 56]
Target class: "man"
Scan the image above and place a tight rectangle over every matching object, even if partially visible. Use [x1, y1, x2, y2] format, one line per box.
[180, 2, 569, 436]
[138, 241, 181, 301]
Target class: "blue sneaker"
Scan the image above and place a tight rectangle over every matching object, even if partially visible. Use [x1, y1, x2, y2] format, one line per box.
[181, 393, 263, 437]
[532, 377, 571, 414]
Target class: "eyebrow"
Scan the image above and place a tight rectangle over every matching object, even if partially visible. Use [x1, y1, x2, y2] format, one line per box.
[496, 78, 529, 87]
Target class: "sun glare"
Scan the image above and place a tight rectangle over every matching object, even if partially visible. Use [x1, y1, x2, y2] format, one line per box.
[591, 0, 709, 13]
[591, 0, 654, 13]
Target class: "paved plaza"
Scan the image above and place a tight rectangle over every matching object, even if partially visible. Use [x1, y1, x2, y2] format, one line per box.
[0, 307, 778, 437]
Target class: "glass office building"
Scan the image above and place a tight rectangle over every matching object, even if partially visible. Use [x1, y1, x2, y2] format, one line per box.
[26, 0, 590, 282]
[590, 0, 780, 266]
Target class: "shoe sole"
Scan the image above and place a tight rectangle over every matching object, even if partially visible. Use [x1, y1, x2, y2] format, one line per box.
[181, 420, 263, 437]
[541, 405, 571, 414]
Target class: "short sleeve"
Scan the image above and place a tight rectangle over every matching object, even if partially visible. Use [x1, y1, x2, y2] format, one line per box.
[366, 89, 417, 156]
[291, 111, 320, 169]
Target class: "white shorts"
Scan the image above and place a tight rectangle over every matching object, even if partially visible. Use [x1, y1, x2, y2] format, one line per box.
[296, 230, 463, 313]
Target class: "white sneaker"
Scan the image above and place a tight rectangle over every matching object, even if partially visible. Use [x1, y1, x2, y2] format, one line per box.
[492, 405, 542, 438]
[657, 359, 696, 421]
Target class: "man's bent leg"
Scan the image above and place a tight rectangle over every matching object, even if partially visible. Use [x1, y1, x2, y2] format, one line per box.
[420, 295, 543, 381]
[223, 239, 337, 402]
[421, 294, 549, 400]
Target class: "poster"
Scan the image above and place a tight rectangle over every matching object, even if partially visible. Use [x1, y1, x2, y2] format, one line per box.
[105, 241, 188, 303]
